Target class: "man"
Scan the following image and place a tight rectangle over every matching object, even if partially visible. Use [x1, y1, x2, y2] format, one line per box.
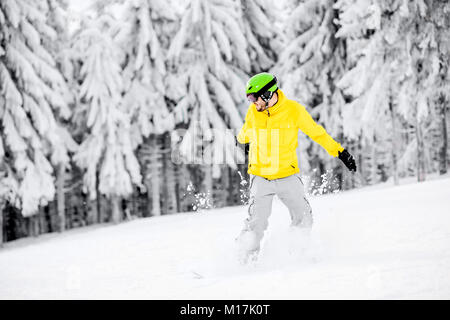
[236, 72, 356, 264]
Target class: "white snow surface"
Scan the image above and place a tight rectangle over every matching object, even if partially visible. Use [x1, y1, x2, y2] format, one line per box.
[1, 177, 450, 299]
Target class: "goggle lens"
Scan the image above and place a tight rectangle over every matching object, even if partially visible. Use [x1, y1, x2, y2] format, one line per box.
[246, 93, 258, 103]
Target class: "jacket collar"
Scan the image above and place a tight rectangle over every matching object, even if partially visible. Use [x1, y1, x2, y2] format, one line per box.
[264, 89, 285, 116]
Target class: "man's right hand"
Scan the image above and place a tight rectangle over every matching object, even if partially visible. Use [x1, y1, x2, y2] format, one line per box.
[338, 149, 357, 172]
[235, 136, 249, 156]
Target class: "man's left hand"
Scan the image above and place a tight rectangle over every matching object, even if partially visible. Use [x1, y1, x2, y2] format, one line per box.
[338, 149, 357, 172]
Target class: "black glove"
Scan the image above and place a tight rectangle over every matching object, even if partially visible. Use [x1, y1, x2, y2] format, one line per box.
[338, 149, 357, 172]
[234, 136, 249, 156]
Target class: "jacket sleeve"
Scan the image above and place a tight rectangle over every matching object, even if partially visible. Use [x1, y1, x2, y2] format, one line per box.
[296, 104, 344, 157]
[237, 108, 252, 144]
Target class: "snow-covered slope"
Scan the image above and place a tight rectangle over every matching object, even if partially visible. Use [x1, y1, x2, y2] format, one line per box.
[1, 177, 450, 299]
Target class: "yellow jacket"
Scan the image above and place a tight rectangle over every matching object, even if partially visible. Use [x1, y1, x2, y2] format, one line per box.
[237, 89, 344, 180]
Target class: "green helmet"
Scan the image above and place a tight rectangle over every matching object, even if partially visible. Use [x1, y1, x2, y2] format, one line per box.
[246, 73, 278, 103]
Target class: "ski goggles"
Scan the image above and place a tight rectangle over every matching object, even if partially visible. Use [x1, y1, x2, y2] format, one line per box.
[246, 93, 259, 103]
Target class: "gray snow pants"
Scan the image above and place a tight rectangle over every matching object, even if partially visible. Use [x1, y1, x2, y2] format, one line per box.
[238, 173, 313, 254]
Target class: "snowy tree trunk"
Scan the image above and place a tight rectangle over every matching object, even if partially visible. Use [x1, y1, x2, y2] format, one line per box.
[166, 166, 178, 214]
[28, 215, 39, 238]
[48, 202, 57, 232]
[111, 196, 122, 224]
[389, 97, 399, 186]
[26, 218, 32, 238]
[357, 138, 366, 187]
[139, 135, 163, 216]
[227, 167, 237, 205]
[163, 134, 177, 214]
[151, 170, 161, 216]
[56, 164, 66, 232]
[439, 95, 448, 175]
[35, 214, 40, 236]
[203, 165, 213, 204]
[98, 195, 106, 224]
[150, 136, 161, 216]
[416, 115, 426, 182]
[86, 198, 97, 225]
[173, 164, 181, 213]
[222, 166, 230, 206]
[38, 206, 46, 235]
[215, 166, 228, 207]
[176, 164, 190, 213]
[96, 178, 104, 224]
[0, 203, 3, 246]
[357, 152, 364, 188]
[144, 179, 153, 217]
[370, 136, 377, 185]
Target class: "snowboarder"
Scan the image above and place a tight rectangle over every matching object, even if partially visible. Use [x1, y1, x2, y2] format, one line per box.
[236, 73, 357, 264]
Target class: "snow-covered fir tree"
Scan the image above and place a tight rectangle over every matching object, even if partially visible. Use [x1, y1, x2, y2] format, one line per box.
[116, 0, 177, 216]
[274, 0, 347, 187]
[239, 0, 283, 73]
[167, 0, 248, 199]
[44, 0, 78, 231]
[396, 0, 450, 181]
[72, 12, 142, 223]
[117, 0, 175, 142]
[334, 0, 399, 185]
[0, 0, 74, 227]
[335, 0, 450, 184]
